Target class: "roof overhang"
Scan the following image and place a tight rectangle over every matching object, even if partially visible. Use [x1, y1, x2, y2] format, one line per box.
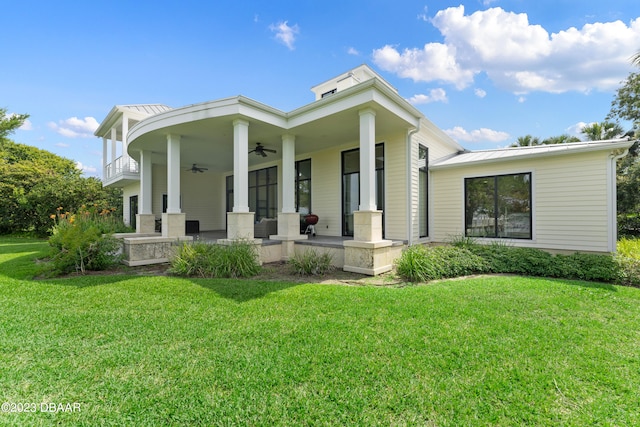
[124, 78, 423, 171]
[430, 139, 635, 170]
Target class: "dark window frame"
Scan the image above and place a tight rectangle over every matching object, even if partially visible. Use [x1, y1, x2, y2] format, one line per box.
[295, 158, 312, 214]
[341, 143, 385, 237]
[419, 145, 429, 238]
[226, 166, 278, 222]
[464, 172, 532, 239]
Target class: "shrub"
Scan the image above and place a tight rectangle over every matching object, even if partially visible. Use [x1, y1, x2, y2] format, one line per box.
[170, 240, 261, 278]
[616, 238, 640, 287]
[395, 245, 488, 282]
[47, 207, 124, 274]
[397, 242, 625, 284]
[289, 249, 334, 276]
[468, 245, 560, 277]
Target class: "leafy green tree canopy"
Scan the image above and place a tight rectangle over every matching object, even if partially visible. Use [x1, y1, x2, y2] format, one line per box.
[0, 139, 122, 236]
[581, 121, 625, 141]
[608, 72, 640, 134]
[0, 107, 29, 140]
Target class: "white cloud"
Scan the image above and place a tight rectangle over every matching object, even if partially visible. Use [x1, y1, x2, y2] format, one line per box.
[373, 43, 475, 89]
[474, 88, 487, 98]
[417, 6, 429, 22]
[48, 116, 99, 138]
[373, 5, 640, 94]
[518, 96, 526, 103]
[55, 142, 70, 148]
[566, 121, 590, 137]
[407, 88, 448, 104]
[347, 47, 360, 56]
[269, 21, 299, 50]
[18, 118, 33, 130]
[445, 126, 510, 143]
[76, 161, 97, 175]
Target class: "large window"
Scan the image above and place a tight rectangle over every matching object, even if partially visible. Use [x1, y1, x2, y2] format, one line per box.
[419, 145, 428, 238]
[341, 144, 384, 236]
[465, 172, 532, 239]
[295, 159, 311, 214]
[226, 166, 278, 222]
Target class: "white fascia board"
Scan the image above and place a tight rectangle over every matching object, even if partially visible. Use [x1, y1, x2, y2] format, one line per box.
[94, 106, 121, 137]
[128, 96, 288, 144]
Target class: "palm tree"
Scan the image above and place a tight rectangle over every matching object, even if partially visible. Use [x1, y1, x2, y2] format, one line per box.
[580, 121, 625, 141]
[511, 135, 541, 147]
[541, 134, 581, 145]
[631, 51, 640, 67]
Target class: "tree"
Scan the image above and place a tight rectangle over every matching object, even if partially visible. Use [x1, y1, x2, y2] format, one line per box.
[608, 71, 640, 236]
[541, 134, 581, 145]
[580, 121, 625, 141]
[0, 139, 122, 235]
[608, 72, 640, 135]
[511, 135, 541, 147]
[0, 107, 29, 140]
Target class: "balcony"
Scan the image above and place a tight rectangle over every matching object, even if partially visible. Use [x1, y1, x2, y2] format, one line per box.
[103, 156, 140, 187]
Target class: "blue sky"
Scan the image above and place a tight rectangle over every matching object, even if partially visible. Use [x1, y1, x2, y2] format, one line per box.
[3, 0, 640, 177]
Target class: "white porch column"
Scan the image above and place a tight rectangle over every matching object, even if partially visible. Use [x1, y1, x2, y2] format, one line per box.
[343, 107, 393, 276]
[139, 150, 152, 214]
[136, 149, 156, 234]
[272, 134, 307, 254]
[121, 114, 129, 170]
[162, 134, 186, 238]
[166, 134, 181, 214]
[102, 137, 108, 178]
[221, 119, 256, 243]
[359, 108, 377, 211]
[281, 134, 296, 213]
[110, 127, 117, 165]
[232, 119, 250, 213]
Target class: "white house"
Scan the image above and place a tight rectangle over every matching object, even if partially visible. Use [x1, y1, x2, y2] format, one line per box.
[95, 65, 633, 275]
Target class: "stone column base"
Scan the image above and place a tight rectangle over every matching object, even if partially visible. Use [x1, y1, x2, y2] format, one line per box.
[354, 210, 383, 242]
[270, 212, 307, 259]
[226, 211, 255, 240]
[136, 214, 156, 234]
[162, 213, 186, 238]
[343, 239, 393, 276]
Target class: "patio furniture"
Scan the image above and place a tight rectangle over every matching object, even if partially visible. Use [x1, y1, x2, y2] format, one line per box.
[254, 217, 277, 238]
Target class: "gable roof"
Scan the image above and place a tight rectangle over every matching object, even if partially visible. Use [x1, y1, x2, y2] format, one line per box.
[430, 138, 635, 169]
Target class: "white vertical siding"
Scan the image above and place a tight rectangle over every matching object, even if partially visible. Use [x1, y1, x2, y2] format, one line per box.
[431, 150, 613, 253]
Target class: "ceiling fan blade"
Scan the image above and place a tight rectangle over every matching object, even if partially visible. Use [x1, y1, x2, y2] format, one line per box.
[260, 151, 267, 157]
[264, 148, 277, 153]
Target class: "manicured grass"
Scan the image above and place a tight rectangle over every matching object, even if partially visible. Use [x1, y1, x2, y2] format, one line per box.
[1, 238, 640, 426]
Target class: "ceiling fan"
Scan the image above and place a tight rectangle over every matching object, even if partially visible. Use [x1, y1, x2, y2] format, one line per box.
[249, 142, 276, 158]
[187, 163, 208, 173]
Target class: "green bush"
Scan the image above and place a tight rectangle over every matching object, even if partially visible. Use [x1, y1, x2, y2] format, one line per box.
[468, 245, 561, 277]
[395, 245, 488, 282]
[47, 208, 123, 274]
[397, 242, 625, 284]
[616, 238, 640, 287]
[170, 240, 261, 278]
[289, 249, 334, 276]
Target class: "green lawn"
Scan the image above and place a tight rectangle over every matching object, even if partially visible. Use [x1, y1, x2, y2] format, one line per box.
[1, 238, 639, 426]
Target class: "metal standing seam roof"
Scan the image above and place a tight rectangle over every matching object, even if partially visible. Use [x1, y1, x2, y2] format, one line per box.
[117, 104, 173, 116]
[429, 138, 635, 169]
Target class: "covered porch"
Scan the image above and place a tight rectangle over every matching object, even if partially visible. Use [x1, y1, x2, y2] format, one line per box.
[118, 77, 421, 274]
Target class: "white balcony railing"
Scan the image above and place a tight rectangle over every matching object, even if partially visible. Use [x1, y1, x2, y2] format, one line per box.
[104, 156, 139, 180]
